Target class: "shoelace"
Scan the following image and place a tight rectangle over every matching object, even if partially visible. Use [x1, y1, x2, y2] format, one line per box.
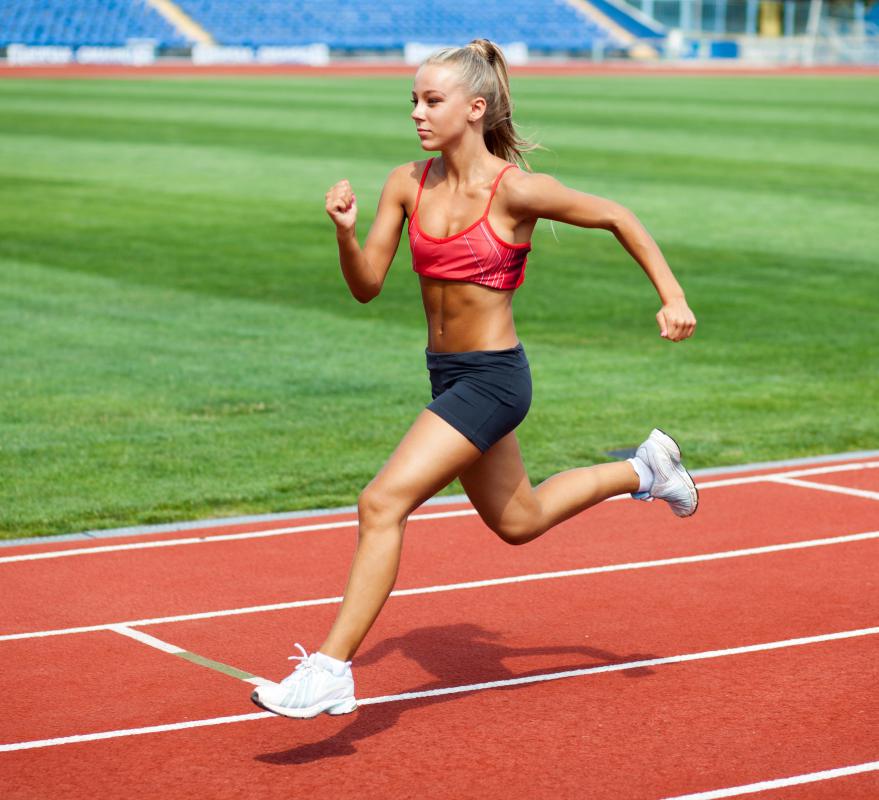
[287, 642, 310, 664]
[280, 642, 316, 686]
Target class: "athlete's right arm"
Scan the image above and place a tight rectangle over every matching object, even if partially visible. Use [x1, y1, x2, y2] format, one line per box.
[325, 164, 409, 303]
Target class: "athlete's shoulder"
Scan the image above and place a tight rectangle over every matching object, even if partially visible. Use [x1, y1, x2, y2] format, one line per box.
[501, 168, 563, 213]
[384, 160, 429, 194]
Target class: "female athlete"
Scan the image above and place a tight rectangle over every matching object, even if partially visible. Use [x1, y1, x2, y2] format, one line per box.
[251, 39, 698, 719]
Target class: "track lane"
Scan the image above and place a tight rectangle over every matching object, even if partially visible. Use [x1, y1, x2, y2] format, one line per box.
[3, 636, 877, 800]
[3, 477, 879, 636]
[0, 630, 247, 743]
[3, 462, 878, 798]
[3, 534, 876, 746]
[803, 469, 879, 493]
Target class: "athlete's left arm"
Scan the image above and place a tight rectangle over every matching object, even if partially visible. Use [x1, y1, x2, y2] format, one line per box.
[506, 171, 696, 342]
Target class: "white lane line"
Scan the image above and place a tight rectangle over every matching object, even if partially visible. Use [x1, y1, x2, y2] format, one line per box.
[660, 759, 879, 799]
[108, 625, 184, 654]
[2, 624, 877, 753]
[3, 461, 877, 565]
[3, 529, 878, 643]
[0, 508, 477, 565]
[695, 460, 879, 490]
[358, 625, 879, 705]
[768, 476, 879, 502]
[0, 712, 273, 753]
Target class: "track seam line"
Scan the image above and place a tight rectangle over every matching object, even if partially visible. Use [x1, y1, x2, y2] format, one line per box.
[660, 758, 879, 799]
[3, 461, 877, 564]
[109, 625, 270, 686]
[3, 528, 878, 643]
[3, 624, 877, 753]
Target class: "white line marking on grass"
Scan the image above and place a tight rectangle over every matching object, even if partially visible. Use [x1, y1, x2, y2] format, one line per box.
[660, 759, 879, 799]
[2, 462, 877, 565]
[2, 625, 877, 753]
[768, 476, 879, 501]
[3, 529, 878, 643]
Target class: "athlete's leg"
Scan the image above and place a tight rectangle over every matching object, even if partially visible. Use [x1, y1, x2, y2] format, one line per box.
[319, 409, 483, 661]
[459, 431, 640, 545]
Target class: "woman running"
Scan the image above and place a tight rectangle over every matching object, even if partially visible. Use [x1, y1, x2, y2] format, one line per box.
[251, 39, 698, 719]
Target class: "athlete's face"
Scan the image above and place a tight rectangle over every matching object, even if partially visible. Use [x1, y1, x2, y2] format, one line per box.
[411, 64, 486, 149]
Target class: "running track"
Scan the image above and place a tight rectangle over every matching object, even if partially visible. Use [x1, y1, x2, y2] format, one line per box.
[2, 454, 878, 799]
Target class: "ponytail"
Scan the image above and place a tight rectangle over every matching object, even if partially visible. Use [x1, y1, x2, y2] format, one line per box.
[423, 39, 542, 170]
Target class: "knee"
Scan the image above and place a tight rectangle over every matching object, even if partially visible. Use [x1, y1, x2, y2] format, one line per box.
[487, 516, 544, 546]
[357, 483, 407, 533]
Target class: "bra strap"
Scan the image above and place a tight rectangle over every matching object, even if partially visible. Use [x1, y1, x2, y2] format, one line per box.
[484, 164, 517, 216]
[412, 157, 433, 217]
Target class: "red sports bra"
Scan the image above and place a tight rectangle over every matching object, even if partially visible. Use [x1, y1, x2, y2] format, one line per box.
[408, 158, 531, 290]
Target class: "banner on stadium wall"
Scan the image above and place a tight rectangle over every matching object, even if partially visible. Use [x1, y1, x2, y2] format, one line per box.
[7, 45, 74, 65]
[76, 41, 156, 65]
[404, 42, 529, 65]
[256, 44, 330, 65]
[192, 44, 255, 65]
[192, 43, 331, 65]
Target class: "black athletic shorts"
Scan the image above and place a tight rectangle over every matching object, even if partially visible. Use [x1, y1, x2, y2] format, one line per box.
[425, 342, 532, 453]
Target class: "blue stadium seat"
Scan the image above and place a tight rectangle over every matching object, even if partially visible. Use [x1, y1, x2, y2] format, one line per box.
[0, 0, 188, 48]
[174, 0, 616, 50]
[0, 0, 626, 52]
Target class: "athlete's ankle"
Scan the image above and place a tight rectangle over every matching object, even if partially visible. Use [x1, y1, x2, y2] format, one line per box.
[313, 651, 352, 676]
[627, 456, 654, 494]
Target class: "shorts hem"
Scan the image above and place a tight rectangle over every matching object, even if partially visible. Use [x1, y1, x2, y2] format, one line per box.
[425, 406, 491, 453]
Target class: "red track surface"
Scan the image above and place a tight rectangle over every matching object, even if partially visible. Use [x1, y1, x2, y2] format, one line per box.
[2, 455, 878, 799]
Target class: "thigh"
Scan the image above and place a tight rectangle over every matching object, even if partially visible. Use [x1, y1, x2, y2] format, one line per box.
[458, 431, 540, 532]
[364, 409, 484, 519]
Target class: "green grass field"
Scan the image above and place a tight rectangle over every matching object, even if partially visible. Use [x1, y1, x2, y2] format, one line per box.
[1, 73, 877, 539]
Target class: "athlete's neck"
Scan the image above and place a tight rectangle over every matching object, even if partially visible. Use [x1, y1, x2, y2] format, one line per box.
[436, 140, 500, 190]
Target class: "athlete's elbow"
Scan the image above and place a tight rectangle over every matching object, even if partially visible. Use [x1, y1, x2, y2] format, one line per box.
[608, 204, 637, 234]
[352, 282, 381, 303]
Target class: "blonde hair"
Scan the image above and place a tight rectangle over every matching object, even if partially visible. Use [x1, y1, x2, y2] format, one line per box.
[423, 38, 542, 170]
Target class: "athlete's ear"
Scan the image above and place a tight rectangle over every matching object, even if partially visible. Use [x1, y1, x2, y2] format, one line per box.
[468, 96, 487, 123]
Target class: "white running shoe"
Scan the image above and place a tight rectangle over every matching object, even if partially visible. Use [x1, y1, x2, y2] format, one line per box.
[633, 428, 699, 517]
[250, 643, 357, 719]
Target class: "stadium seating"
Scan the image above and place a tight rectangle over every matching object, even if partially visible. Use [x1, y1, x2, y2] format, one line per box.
[172, 0, 618, 51]
[0, 0, 187, 47]
[0, 0, 624, 52]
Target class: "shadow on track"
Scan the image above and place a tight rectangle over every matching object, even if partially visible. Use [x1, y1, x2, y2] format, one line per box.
[254, 623, 658, 765]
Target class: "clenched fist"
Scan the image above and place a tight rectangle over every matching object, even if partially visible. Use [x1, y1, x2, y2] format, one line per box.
[326, 179, 357, 233]
[656, 296, 697, 342]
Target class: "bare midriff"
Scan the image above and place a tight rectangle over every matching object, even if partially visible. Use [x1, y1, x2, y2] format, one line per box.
[420, 277, 519, 353]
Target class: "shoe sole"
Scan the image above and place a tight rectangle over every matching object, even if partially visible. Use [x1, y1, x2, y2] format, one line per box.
[250, 690, 357, 719]
[652, 428, 699, 518]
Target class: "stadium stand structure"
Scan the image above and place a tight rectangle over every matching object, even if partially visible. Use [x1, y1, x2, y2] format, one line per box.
[576, 0, 665, 39]
[0, 0, 187, 47]
[0, 0, 675, 56]
[163, 0, 626, 51]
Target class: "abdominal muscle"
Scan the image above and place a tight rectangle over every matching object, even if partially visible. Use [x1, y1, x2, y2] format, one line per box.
[420, 277, 520, 353]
